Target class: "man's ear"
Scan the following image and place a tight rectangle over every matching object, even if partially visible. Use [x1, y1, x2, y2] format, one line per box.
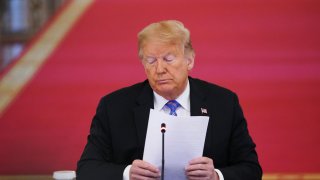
[186, 56, 195, 71]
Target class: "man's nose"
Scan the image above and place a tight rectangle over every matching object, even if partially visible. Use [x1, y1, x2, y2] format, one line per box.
[155, 59, 166, 73]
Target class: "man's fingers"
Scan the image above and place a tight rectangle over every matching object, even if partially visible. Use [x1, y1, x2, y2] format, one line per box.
[185, 157, 216, 180]
[186, 157, 214, 172]
[131, 173, 160, 180]
[185, 163, 206, 171]
[132, 165, 158, 177]
[131, 167, 159, 178]
[186, 169, 208, 176]
[130, 160, 160, 179]
[188, 157, 212, 165]
[132, 160, 160, 173]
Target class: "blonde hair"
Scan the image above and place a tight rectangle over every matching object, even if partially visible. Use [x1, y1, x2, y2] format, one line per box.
[137, 20, 194, 59]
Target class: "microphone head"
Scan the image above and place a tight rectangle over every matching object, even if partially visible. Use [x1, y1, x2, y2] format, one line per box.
[161, 123, 166, 133]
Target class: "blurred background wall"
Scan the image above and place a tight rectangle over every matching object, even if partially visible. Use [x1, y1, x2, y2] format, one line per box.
[0, 0, 65, 71]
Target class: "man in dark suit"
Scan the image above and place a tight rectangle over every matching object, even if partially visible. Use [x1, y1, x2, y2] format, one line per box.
[77, 20, 262, 180]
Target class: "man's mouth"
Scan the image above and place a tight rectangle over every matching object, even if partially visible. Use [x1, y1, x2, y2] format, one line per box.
[157, 79, 170, 84]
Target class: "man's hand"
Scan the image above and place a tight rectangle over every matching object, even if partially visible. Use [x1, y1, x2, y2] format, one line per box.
[129, 160, 161, 180]
[185, 157, 219, 180]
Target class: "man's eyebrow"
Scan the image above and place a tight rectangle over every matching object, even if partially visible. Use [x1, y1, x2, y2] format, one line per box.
[144, 55, 156, 59]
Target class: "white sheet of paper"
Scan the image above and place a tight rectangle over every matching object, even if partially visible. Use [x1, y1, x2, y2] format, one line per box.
[143, 109, 209, 180]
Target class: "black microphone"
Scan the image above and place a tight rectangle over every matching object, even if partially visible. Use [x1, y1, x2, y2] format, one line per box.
[161, 123, 166, 180]
[161, 123, 166, 133]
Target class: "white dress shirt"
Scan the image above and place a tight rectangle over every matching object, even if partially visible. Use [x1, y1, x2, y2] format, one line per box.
[123, 80, 224, 180]
[153, 80, 191, 117]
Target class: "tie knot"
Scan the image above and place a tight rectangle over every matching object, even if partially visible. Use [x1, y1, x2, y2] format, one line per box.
[165, 100, 180, 116]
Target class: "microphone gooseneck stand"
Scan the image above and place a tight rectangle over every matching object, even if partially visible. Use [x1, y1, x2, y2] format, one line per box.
[161, 123, 166, 180]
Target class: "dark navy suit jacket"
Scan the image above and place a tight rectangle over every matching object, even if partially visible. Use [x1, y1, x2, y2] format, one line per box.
[77, 77, 262, 179]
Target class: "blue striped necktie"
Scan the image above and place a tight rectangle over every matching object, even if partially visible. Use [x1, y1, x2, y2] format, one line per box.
[165, 100, 181, 116]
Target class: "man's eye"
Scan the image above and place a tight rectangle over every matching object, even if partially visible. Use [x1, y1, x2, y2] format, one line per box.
[164, 55, 175, 62]
[145, 57, 157, 64]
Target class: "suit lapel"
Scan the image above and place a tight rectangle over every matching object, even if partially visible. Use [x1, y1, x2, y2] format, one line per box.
[133, 81, 154, 159]
[189, 77, 213, 156]
[189, 78, 210, 116]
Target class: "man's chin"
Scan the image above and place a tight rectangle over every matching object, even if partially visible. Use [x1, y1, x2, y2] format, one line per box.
[155, 87, 175, 98]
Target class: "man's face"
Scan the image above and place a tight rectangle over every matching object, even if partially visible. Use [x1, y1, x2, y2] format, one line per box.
[141, 41, 194, 100]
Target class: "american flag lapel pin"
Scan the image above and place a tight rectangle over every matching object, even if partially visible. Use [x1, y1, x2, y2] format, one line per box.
[201, 108, 207, 114]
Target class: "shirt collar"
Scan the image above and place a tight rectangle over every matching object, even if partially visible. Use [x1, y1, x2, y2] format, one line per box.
[153, 80, 190, 112]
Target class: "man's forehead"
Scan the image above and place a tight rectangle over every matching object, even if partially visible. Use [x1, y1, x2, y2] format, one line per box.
[142, 42, 183, 56]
